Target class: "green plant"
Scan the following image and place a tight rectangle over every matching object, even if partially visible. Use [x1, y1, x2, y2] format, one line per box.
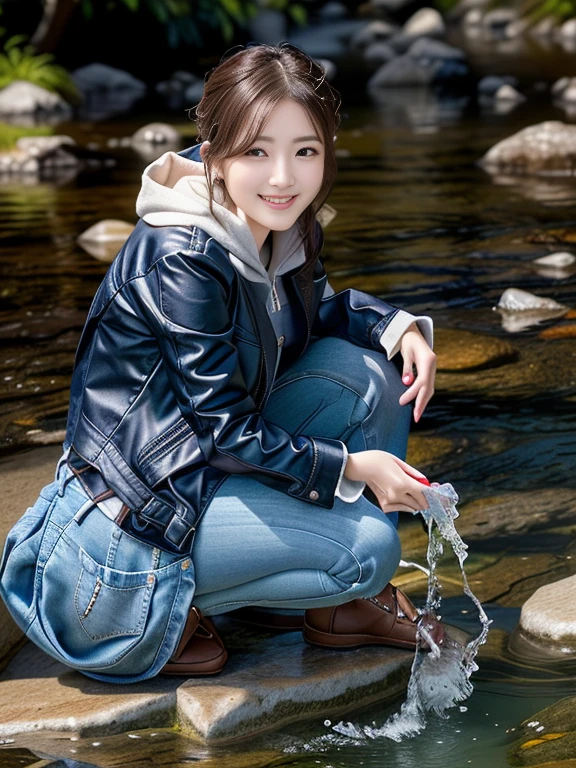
[0, 121, 53, 152]
[0, 35, 79, 101]
[488, 0, 576, 24]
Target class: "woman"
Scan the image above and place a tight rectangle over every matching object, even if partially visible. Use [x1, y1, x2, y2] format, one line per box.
[0, 43, 437, 683]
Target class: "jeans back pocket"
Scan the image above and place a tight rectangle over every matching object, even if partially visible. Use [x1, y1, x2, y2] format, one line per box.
[74, 548, 154, 641]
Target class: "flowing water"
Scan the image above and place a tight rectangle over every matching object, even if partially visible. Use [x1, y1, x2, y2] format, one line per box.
[1, 59, 576, 767]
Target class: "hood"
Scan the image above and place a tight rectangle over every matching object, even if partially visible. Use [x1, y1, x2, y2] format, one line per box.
[135, 151, 306, 285]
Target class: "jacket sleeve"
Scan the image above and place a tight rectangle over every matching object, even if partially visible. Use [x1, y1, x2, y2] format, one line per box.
[132, 250, 346, 509]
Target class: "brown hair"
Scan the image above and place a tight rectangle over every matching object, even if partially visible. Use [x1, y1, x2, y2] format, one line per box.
[192, 42, 341, 263]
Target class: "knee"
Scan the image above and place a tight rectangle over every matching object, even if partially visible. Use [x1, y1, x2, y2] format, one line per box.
[353, 514, 402, 598]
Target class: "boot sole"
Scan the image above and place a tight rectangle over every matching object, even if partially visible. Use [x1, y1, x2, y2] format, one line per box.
[303, 621, 416, 651]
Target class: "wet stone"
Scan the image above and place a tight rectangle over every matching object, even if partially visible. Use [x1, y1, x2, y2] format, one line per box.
[508, 697, 576, 766]
[519, 575, 576, 653]
[434, 328, 517, 372]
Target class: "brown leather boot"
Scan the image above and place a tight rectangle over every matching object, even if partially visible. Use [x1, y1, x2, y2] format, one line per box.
[162, 607, 227, 676]
[303, 583, 444, 651]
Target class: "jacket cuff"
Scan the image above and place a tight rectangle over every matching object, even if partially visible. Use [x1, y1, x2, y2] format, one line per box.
[335, 444, 366, 503]
[379, 309, 434, 360]
[296, 437, 347, 508]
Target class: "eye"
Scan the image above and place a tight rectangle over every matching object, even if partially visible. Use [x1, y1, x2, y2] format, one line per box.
[297, 146, 320, 157]
[246, 147, 266, 157]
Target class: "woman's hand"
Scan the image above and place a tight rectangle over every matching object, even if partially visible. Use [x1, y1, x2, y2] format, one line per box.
[344, 450, 429, 514]
[398, 322, 436, 423]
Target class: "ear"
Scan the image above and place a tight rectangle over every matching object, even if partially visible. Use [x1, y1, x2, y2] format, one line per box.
[199, 140, 210, 160]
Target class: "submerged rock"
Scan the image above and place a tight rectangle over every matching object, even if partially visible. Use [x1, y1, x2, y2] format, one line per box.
[508, 697, 576, 765]
[77, 220, 135, 263]
[434, 328, 517, 371]
[478, 74, 519, 96]
[480, 121, 576, 176]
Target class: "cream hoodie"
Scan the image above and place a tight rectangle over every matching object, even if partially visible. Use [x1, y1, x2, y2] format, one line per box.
[135, 150, 433, 360]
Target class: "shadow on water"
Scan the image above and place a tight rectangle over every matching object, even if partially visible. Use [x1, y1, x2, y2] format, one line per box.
[0, 73, 575, 767]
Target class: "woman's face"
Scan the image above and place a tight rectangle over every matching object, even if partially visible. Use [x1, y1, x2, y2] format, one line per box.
[213, 99, 325, 250]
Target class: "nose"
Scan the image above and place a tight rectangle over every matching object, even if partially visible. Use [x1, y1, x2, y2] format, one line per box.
[269, 156, 294, 189]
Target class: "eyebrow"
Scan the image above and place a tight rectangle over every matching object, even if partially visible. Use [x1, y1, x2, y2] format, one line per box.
[253, 134, 322, 144]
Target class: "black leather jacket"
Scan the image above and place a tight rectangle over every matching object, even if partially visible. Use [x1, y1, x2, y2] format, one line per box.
[64, 146, 400, 553]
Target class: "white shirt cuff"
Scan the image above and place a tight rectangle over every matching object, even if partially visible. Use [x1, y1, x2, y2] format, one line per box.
[334, 444, 366, 503]
[380, 310, 434, 360]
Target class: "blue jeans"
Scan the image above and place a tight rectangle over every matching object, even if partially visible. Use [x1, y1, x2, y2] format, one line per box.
[192, 336, 410, 616]
[0, 337, 410, 682]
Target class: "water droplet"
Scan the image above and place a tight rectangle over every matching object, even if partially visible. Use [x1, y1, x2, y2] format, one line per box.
[127, 734, 141, 739]
[459, 706, 468, 712]
[92, 742, 101, 746]
[536, 726, 544, 732]
[324, 720, 331, 727]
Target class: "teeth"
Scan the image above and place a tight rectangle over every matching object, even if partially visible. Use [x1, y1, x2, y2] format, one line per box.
[261, 195, 294, 203]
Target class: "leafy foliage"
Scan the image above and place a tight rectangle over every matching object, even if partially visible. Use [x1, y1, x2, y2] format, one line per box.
[79, 0, 307, 48]
[501, 0, 576, 23]
[0, 120, 53, 151]
[0, 35, 79, 101]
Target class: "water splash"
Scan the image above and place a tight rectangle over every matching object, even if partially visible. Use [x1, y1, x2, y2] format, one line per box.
[333, 482, 492, 742]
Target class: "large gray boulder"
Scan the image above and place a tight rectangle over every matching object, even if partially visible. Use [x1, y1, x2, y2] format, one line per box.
[0, 81, 72, 118]
[480, 121, 576, 175]
[407, 37, 466, 61]
[72, 63, 146, 97]
[350, 20, 398, 50]
[72, 63, 146, 118]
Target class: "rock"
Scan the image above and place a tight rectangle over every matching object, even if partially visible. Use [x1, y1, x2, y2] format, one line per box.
[72, 63, 146, 97]
[496, 287, 567, 311]
[479, 121, 576, 176]
[318, 1, 348, 20]
[561, 85, 576, 105]
[184, 79, 205, 105]
[363, 42, 396, 66]
[316, 58, 337, 82]
[176, 626, 412, 742]
[560, 17, 576, 39]
[463, 9, 483, 28]
[350, 20, 397, 50]
[530, 16, 558, 38]
[457, 489, 576, 540]
[478, 75, 519, 96]
[495, 288, 569, 332]
[495, 84, 526, 103]
[519, 575, 576, 650]
[368, 55, 433, 88]
[434, 328, 517, 371]
[0, 81, 72, 118]
[508, 698, 576, 765]
[552, 76, 571, 97]
[288, 19, 365, 59]
[539, 324, 576, 340]
[483, 8, 517, 35]
[407, 37, 466, 61]
[0, 607, 413, 742]
[402, 8, 445, 38]
[72, 64, 146, 119]
[534, 252, 576, 268]
[435, 336, 576, 398]
[16, 136, 75, 155]
[132, 123, 180, 145]
[77, 220, 134, 263]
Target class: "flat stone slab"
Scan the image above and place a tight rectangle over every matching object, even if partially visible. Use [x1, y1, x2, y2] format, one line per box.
[0, 618, 412, 743]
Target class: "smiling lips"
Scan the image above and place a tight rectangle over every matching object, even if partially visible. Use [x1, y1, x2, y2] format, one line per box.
[259, 194, 298, 209]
